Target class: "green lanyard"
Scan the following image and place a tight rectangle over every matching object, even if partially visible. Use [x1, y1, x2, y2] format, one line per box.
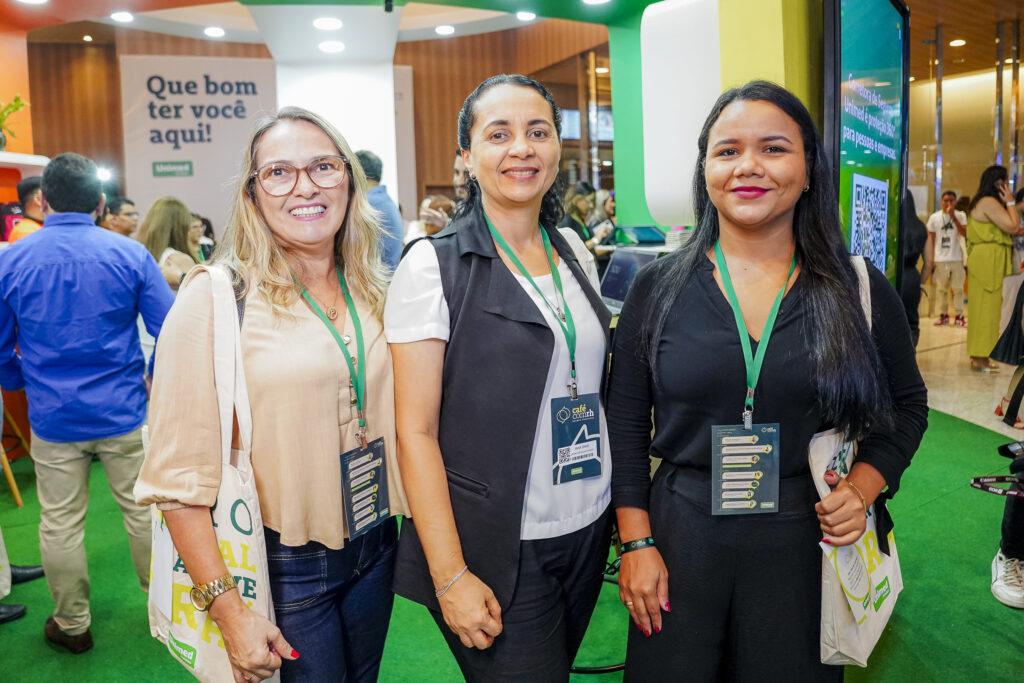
[300, 267, 369, 447]
[197, 248, 206, 263]
[485, 215, 580, 399]
[714, 241, 796, 430]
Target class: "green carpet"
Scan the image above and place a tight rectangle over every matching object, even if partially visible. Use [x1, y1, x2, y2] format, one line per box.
[0, 409, 1019, 681]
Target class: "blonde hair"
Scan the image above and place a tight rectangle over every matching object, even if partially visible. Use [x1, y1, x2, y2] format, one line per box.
[141, 196, 195, 263]
[215, 106, 387, 318]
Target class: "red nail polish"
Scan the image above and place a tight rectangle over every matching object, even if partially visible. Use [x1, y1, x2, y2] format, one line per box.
[292, 650, 300, 658]
[664, 601, 671, 612]
[822, 538, 832, 545]
[654, 626, 661, 634]
[644, 629, 651, 638]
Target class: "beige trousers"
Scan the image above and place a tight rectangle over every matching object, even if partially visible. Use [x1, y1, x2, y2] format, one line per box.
[32, 427, 151, 635]
[933, 260, 966, 316]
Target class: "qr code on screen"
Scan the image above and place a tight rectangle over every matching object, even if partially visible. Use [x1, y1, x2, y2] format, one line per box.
[850, 173, 889, 272]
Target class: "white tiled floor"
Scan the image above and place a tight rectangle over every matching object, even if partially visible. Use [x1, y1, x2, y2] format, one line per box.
[916, 315, 1024, 439]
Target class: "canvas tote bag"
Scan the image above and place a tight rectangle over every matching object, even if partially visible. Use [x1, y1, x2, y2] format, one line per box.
[143, 265, 278, 682]
[809, 255, 903, 667]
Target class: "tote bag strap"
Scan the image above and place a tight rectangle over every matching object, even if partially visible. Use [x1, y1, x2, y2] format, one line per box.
[183, 265, 254, 470]
[850, 255, 872, 330]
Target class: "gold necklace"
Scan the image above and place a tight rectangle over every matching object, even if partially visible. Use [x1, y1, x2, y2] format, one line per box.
[305, 279, 340, 320]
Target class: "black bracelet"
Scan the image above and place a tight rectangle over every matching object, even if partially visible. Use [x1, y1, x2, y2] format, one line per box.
[621, 537, 656, 554]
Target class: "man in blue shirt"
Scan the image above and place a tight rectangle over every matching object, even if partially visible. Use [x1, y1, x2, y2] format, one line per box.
[0, 153, 174, 653]
[355, 149, 404, 270]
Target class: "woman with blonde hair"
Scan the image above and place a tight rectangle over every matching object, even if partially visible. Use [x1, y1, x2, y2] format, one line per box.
[140, 196, 197, 289]
[135, 106, 409, 682]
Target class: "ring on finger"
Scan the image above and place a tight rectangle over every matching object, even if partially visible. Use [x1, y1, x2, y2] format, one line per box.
[625, 601, 634, 607]
[245, 673, 257, 682]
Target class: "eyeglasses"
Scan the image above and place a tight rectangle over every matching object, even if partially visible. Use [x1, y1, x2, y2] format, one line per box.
[251, 155, 348, 197]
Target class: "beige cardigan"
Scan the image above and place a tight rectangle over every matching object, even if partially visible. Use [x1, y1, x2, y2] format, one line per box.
[135, 270, 409, 550]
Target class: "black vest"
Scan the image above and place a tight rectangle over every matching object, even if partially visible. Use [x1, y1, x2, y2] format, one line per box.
[392, 204, 612, 610]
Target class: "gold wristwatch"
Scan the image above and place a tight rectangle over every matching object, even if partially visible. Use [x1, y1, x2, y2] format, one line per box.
[189, 573, 237, 611]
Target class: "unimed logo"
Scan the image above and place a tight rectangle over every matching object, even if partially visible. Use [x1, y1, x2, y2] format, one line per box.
[152, 161, 193, 177]
[168, 631, 198, 668]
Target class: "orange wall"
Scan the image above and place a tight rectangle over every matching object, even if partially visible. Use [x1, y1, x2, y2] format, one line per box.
[0, 29, 34, 154]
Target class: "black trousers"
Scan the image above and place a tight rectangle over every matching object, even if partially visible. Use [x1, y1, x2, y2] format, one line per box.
[431, 509, 612, 683]
[623, 467, 843, 683]
[1001, 455, 1024, 559]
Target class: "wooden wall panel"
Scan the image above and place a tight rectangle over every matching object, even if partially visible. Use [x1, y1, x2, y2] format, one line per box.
[395, 18, 609, 203]
[113, 28, 271, 59]
[27, 42, 125, 178]
[513, 19, 608, 78]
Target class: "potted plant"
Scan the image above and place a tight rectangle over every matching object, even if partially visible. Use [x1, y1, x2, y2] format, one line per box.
[0, 95, 30, 153]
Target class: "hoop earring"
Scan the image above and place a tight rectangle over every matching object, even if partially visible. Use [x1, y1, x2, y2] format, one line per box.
[802, 185, 810, 193]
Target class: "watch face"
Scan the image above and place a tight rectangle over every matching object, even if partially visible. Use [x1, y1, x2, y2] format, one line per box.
[189, 586, 209, 611]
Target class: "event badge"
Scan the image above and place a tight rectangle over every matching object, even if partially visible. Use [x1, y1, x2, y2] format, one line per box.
[340, 437, 390, 539]
[551, 393, 602, 485]
[711, 423, 780, 515]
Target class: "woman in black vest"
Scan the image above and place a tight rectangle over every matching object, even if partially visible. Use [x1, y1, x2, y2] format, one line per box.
[385, 75, 613, 682]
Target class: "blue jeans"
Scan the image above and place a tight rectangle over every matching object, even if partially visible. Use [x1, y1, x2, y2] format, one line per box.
[265, 518, 398, 682]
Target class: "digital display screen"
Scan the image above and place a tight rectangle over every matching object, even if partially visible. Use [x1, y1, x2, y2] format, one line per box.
[600, 249, 656, 303]
[561, 108, 614, 142]
[835, 0, 907, 284]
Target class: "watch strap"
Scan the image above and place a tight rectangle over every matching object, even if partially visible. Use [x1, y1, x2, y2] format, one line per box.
[190, 573, 237, 611]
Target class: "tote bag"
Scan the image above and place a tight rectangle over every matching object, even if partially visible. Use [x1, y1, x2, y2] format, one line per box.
[810, 256, 903, 667]
[143, 265, 278, 682]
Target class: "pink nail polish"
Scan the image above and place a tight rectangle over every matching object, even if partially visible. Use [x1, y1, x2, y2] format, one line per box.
[822, 538, 832, 545]
[664, 601, 671, 612]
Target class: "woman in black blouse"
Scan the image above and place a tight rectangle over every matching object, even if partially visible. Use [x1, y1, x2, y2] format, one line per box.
[606, 81, 927, 680]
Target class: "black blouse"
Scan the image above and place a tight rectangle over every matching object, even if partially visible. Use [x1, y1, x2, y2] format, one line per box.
[607, 255, 928, 512]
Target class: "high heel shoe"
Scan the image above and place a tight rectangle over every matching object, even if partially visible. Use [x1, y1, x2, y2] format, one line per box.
[997, 397, 1010, 416]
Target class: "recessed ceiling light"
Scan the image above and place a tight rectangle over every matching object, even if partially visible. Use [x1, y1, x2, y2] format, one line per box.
[318, 41, 345, 53]
[435, 25, 455, 36]
[595, 67, 609, 74]
[909, 76, 916, 82]
[602, 159, 613, 167]
[82, 35, 93, 42]
[582, 0, 612, 5]
[15, 0, 49, 5]
[949, 39, 966, 47]
[110, 11, 134, 23]
[97, 168, 112, 182]
[204, 27, 225, 38]
[1006, 58, 1014, 64]
[516, 11, 536, 21]
[313, 17, 343, 31]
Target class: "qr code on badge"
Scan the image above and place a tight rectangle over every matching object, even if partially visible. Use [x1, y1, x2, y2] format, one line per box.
[557, 446, 571, 464]
[850, 173, 889, 272]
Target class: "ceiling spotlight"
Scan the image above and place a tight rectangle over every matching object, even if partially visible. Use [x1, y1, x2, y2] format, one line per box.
[516, 11, 536, 21]
[318, 41, 345, 53]
[110, 11, 134, 23]
[909, 76, 916, 82]
[1006, 58, 1014, 64]
[313, 17, 343, 31]
[435, 25, 455, 36]
[595, 67, 609, 74]
[97, 168, 112, 182]
[948, 39, 966, 47]
[82, 35, 93, 42]
[602, 159, 613, 167]
[204, 27, 225, 38]
[582, 0, 612, 5]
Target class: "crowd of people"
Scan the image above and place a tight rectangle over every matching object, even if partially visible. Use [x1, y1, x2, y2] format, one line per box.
[0, 74, 932, 683]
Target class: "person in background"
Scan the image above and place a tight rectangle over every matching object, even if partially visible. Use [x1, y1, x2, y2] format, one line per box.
[0, 152, 174, 654]
[559, 181, 613, 254]
[587, 188, 616, 233]
[8, 177, 45, 243]
[0, 518, 45, 625]
[606, 81, 927, 681]
[925, 190, 967, 327]
[99, 197, 140, 238]
[355, 150, 403, 271]
[387, 74, 612, 681]
[135, 107, 409, 683]
[902, 191, 931, 347]
[191, 213, 215, 261]
[141, 196, 198, 290]
[404, 195, 456, 244]
[453, 148, 469, 202]
[966, 166, 1024, 372]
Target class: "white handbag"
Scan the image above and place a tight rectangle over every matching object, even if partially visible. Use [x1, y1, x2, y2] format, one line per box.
[810, 256, 903, 667]
[143, 265, 278, 683]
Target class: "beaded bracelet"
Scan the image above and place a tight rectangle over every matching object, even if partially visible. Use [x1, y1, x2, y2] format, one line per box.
[621, 537, 656, 554]
[435, 565, 469, 598]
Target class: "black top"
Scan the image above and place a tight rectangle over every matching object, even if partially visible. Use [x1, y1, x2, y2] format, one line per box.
[607, 255, 928, 512]
[558, 213, 590, 242]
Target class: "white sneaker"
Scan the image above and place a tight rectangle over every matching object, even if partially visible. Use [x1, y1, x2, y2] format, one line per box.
[991, 550, 1024, 608]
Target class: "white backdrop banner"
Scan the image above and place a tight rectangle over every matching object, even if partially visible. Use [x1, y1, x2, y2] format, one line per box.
[120, 56, 277, 237]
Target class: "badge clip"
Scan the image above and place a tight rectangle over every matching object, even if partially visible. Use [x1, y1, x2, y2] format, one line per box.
[567, 382, 578, 401]
[357, 411, 369, 449]
[742, 409, 753, 431]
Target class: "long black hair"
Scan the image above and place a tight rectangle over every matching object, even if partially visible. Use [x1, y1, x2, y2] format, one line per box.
[642, 80, 892, 439]
[968, 165, 1008, 213]
[451, 74, 565, 229]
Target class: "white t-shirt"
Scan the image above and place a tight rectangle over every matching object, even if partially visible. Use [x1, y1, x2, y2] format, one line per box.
[384, 238, 611, 541]
[926, 210, 967, 262]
